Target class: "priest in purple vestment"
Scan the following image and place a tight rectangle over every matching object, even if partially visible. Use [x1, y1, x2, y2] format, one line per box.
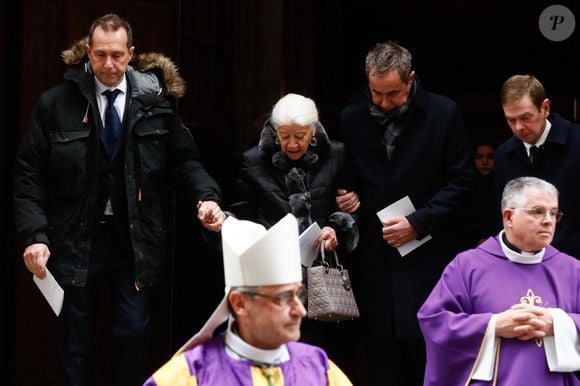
[143, 214, 352, 386]
[418, 176, 580, 386]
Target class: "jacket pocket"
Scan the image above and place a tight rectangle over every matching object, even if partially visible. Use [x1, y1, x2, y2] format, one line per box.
[134, 124, 171, 232]
[48, 129, 91, 194]
[134, 124, 170, 172]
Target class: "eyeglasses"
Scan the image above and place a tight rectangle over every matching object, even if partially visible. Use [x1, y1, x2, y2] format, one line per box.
[511, 207, 563, 222]
[246, 286, 307, 308]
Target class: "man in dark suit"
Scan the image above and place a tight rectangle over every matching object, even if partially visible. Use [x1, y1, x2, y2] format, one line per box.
[494, 74, 580, 260]
[337, 41, 476, 385]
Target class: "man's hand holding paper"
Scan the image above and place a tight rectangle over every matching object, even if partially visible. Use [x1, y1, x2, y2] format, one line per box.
[381, 216, 418, 248]
[33, 268, 64, 316]
[376, 196, 432, 257]
[23, 242, 50, 279]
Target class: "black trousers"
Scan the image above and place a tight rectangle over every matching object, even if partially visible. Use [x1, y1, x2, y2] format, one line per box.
[300, 318, 359, 383]
[358, 337, 426, 386]
[57, 219, 151, 386]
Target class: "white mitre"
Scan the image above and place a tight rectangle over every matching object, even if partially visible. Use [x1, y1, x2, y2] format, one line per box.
[176, 213, 302, 354]
[222, 213, 302, 286]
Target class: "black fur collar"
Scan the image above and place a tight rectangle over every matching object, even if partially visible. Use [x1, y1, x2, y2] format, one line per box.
[257, 120, 331, 171]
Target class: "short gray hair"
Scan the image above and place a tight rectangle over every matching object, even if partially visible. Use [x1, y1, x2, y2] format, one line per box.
[271, 93, 319, 129]
[230, 286, 260, 294]
[365, 41, 413, 82]
[501, 176, 558, 210]
[227, 286, 261, 317]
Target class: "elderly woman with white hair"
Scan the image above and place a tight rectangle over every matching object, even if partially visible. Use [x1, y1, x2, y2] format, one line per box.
[233, 93, 359, 254]
[230, 93, 360, 378]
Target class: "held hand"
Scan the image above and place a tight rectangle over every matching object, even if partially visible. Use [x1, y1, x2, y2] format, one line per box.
[197, 200, 225, 232]
[314, 226, 338, 251]
[381, 217, 417, 248]
[23, 243, 51, 279]
[336, 189, 360, 213]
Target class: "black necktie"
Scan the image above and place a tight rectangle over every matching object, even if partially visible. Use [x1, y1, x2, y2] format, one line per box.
[103, 89, 122, 155]
[529, 145, 539, 164]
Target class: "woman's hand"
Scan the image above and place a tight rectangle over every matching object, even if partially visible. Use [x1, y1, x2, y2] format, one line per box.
[315, 226, 338, 251]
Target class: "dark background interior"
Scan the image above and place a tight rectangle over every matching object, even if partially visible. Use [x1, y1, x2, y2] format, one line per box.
[1, 1, 578, 384]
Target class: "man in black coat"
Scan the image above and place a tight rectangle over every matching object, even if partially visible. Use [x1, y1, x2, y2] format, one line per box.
[13, 14, 225, 386]
[337, 41, 475, 386]
[494, 74, 580, 259]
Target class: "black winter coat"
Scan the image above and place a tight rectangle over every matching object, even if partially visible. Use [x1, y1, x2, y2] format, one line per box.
[14, 39, 221, 288]
[339, 77, 476, 338]
[495, 113, 580, 259]
[232, 121, 358, 253]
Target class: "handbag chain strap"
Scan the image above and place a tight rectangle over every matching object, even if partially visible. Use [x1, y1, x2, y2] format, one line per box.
[319, 244, 352, 291]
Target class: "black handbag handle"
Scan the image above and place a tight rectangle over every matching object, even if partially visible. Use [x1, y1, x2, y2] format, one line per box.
[319, 244, 351, 291]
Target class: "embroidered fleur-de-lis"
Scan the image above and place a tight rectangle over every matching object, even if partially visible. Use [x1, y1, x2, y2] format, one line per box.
[519, 288, 544, 347]
[520, 289, 542, 306]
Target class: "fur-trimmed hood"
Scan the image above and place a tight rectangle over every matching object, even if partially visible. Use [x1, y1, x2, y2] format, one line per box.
[61, 37, 185, 99]
[257, 119, 332, 170]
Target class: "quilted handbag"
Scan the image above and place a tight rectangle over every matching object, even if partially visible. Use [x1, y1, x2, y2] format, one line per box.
[307, 244, 360, 321]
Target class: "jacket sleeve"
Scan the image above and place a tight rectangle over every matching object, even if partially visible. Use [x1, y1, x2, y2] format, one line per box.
[327, 212, 359, 253]
[407, 105, 476, 238]
[228, 153, 261, 222]
[14, 98, 51, 248]
[168, 119, 222, 203]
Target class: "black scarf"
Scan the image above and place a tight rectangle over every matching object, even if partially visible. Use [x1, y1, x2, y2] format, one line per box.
[368, 80, 417, 160]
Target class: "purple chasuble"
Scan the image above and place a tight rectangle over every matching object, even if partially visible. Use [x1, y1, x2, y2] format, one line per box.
[144, 333, 338, 385]
[418, 236, 580, 386]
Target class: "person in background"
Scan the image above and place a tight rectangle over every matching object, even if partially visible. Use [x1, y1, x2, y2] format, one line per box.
[419, 176, 580, 386]
[494, 74, 580, 259]
[13, 13, 224, 386]
[458, 137, 498, 248]
[337, 41, 476, 385]
[143, 214, 352, 386]
[475, 140, 495, 177]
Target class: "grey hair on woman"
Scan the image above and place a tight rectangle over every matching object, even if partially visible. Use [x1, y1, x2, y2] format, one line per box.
[270, 93, 319, 129]
[501, 176, 559, 211]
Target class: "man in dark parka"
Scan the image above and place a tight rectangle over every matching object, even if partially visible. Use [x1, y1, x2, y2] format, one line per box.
[13, 14, 224, 386]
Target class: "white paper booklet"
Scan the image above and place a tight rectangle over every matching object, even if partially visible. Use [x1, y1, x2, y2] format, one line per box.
[376, 195, 432, 257]
[298, 222, 322, 267]
[33, 268, 64, 316]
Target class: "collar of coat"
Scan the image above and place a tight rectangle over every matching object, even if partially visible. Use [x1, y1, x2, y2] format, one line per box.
[349, 74, 428, 118]
[501, 113, 570, 154]
[257, 119, 331, 171]
[60, 37, 185, 99]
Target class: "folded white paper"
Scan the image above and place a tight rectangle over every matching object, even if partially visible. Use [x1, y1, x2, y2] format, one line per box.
[376, 196, 432, 257]
[33, 268, 64, 316]
[299, 222, 322, 267]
